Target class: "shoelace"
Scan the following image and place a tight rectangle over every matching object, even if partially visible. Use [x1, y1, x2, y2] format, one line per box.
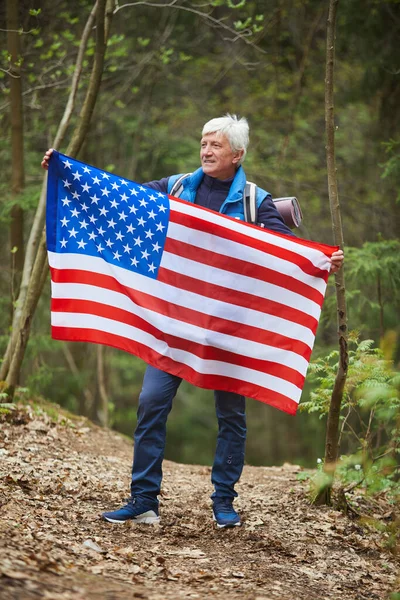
[214, 499, 235, 514]
[124, 497, 156, 511]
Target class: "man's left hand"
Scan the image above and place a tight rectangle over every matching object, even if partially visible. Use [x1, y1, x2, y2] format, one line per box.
[330, 249, 344, 273]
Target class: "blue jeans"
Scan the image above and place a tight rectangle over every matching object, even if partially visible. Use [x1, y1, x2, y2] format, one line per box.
[131, 365, 246, 504]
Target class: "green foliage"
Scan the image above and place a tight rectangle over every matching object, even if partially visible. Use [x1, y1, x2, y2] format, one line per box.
[234, 13, 264, 34]
[1, 0, 400, 471]
[227, 0, 247, 8]
[301, 335, 400, 500]
[0, 184, 41, 220]
[321, 240, 400, 343]
[345, 240, 400, 301]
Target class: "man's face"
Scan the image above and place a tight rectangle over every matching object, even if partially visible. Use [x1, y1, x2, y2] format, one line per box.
[200, 132, 243, 180]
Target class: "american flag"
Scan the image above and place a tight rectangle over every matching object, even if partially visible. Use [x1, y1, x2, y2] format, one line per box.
[46, 151, 337, 415]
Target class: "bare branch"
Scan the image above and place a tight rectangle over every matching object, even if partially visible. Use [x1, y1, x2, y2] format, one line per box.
[54, 1, 98, 147]
[0, 67, 21, 78]
[0, 79, 71, 112]
[0, 28, 37, 34]
[338, 405, 351, 448]
[0, 54, 86, 112]
[114, 1, 267, 54]
[67, 0, 109, 156]
[343, 478, 364, 495]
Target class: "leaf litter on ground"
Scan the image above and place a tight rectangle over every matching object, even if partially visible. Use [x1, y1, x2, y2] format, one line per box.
[0, 404, 398, 600]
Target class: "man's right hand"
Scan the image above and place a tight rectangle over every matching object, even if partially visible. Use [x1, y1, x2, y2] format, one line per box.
[41, 148, 54, 170]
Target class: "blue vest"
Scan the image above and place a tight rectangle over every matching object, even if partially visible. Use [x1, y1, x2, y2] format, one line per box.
[167, 166, 269, 221]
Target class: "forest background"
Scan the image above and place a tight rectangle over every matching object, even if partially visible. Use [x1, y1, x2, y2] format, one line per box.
[1, 0, 399, 472]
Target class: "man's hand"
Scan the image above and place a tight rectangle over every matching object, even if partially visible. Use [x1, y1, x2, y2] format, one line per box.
[41, 148, 54, 170]
[330, 249, 344, 273]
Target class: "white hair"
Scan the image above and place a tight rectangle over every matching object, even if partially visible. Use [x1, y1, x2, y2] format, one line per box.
[202, 114, 249, 165]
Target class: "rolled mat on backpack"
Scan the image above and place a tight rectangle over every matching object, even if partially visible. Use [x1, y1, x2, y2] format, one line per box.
[273, 197, 303, 229]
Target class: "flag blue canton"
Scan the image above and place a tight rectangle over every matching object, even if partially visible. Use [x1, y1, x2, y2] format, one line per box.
[48, 151, 170, 279]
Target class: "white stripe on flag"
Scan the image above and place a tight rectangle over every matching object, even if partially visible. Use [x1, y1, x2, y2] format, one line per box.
[169, 198, 332, 272]
[48, 251, 317, 347]
[161, 250, 323, 321]
[167, 220, 328, 294]
[51, 280, 310, 376]
[51, 311, 302, 403]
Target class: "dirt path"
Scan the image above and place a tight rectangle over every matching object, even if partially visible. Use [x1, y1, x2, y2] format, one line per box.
[0, 404, 397, 600]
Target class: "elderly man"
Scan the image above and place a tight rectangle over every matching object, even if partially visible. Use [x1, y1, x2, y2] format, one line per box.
[42, 114, 343, 528]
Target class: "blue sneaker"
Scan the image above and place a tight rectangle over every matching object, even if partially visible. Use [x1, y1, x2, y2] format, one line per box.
[212, 498, 241, 528]
[102, 497, 160, 524]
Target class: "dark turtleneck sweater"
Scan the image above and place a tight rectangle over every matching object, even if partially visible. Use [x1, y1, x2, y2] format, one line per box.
[145, 173, 294, 237]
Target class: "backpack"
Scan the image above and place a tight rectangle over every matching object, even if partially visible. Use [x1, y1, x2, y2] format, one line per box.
[170, 174, 302, 229]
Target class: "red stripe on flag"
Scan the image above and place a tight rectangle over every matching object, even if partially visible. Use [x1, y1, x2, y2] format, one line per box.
[50, 268, 313, 359]
[51, 325, 299, 415]
[164, 236, 323, 305]
[158, 267, 318, 336]
[168, 205, 331, 280]
[51, 297, 305, 387]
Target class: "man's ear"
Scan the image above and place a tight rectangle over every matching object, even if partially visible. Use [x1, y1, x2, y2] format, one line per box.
[232, 149, 244, 165]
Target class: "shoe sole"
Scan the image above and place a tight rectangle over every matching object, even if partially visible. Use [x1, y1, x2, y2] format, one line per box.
[102, 510, 160, 524]
[213, 516, 241, 528]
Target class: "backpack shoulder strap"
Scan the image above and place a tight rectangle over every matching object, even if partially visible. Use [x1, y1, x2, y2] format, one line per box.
[169, 173, 192, 197]
[245, 182, 303, 229]
[244, 181, 257, 225]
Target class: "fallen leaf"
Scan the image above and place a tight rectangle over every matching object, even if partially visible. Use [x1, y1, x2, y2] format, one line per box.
[166, 547, 207, 559]
[82, 539, 107, 554]
[1, 569, 27, 580]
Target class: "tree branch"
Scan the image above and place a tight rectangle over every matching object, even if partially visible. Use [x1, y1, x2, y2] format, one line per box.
[54, 1, 98, 148]
[114, 1, 267, 54]
[67, 0, 108, 155]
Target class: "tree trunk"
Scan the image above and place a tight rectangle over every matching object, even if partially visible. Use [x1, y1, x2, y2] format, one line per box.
[313, 0, 349, 506]
[95, 345, 109, 427]
[0, 1, 99, 383]
[2, 0, 114, 398]
[61, 343, 94, 415]
[7, 0, 25, 312]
